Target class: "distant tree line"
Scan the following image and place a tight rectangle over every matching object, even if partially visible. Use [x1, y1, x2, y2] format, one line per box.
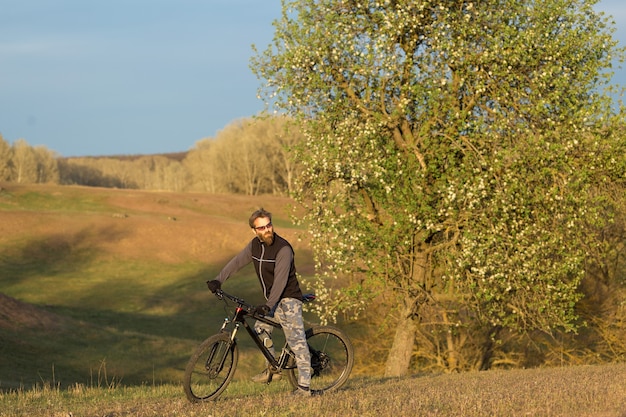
[0, 116, 303, 195]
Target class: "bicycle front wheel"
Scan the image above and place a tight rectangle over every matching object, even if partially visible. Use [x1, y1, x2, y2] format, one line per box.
[183, 333, 238, 402]
[286, 325, 354, 393]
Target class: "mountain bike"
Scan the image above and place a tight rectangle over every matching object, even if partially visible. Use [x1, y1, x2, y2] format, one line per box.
[183, 289, 354, 402]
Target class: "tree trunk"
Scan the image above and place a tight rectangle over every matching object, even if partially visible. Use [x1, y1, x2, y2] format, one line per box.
[383, 245, 429, 377]
[442, 310, 459, 372]
[384, 305, 417, 377]
[477, 326, 502, 371]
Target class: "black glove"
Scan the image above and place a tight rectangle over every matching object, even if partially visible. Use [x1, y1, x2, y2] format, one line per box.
[254, 305, 271, 316]
[206, 280, 221, 293]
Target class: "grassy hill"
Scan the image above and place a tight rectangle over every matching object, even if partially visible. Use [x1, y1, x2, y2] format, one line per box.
[1, 184, 626, 417]
[0, 183, 314, 390]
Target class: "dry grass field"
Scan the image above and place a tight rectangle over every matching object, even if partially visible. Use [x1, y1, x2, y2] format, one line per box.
[0, 182, 311, 267]
[2, 363, 626, 416]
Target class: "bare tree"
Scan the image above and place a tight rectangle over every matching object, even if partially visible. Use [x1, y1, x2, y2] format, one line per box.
[185, 139, 219, 192]
[257, 115, 304, 195]
[0, 134, 12, 181]
[10, 139, 38, 183]
[184, 116, 303, 195]
[33, 146, 60, 183]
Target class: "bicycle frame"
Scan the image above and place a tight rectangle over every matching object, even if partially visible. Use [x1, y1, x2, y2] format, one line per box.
[217, 291, 296, 373]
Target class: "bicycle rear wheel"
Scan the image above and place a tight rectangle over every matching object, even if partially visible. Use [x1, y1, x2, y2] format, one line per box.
[184, 333, 238, 402]
[286, 325, 354, 393]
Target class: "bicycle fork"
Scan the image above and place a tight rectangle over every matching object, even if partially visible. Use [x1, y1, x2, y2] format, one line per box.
[206, 318, 240, 376]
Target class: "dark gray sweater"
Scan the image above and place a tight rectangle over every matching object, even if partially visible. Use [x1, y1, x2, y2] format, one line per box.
[214, 233, 303, 309]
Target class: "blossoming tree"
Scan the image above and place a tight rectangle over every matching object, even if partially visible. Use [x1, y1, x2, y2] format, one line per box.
[252, 0, 625, 375]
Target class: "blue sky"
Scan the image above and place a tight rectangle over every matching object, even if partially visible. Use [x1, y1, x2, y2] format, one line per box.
[1, 1, 624, 157]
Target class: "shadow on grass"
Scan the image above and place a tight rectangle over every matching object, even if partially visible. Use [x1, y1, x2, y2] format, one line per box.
[0, 242, 275, 390]
[0, 228, 320, 390]
[0, 225, 129, 287]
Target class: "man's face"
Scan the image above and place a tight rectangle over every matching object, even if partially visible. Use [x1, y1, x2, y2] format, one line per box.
[252, 217, 274, 245]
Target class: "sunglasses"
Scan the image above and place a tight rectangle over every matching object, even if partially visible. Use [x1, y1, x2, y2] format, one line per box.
[254, 222, 273, 232]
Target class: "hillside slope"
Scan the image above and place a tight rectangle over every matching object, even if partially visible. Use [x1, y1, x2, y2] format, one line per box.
[0, 293, 66, 331]
[0, 183, 312, 389]
[0, 183, 309, 265]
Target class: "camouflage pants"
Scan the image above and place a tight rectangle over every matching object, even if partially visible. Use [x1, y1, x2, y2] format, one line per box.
[254, 297, 311, 387]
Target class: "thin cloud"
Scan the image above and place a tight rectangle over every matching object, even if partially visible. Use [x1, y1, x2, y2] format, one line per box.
[0, 37, 91, 58]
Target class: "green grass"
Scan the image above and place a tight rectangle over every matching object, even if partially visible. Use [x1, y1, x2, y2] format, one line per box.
[0, 187, 110, 213]
[0, 255, 276, 390]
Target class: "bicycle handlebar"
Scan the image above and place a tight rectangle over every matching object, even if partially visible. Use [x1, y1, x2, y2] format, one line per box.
[214, 289, 254, 312]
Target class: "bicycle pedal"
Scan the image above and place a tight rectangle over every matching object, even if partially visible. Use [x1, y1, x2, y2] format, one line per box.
[266, 373, 277, 383]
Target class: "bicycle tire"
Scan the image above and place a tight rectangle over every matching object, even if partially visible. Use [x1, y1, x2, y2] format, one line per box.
[286, 325, 354, 392]
[183, 333, 238, 402]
